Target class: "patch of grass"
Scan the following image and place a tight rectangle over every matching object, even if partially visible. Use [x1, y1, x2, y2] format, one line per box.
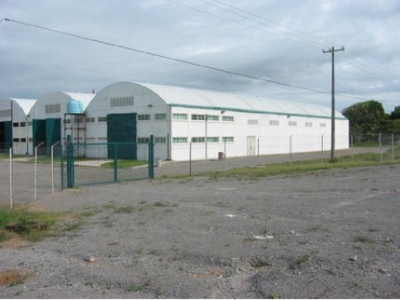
[295, 254, 310, 265]
[9, 280, 23, 287]
[64, 222, 81, 232]
[80, 210, 100, 217]
[101, 160, 148, 169]
[153, 201, 169, 207]
[260, 227, 269, 235]
[127, 284, 142, 292]
[0, 207, 63, 243]
[114, 206, 135, 214]
[139, 200, 147, 205]
[102, 203, 116, 209]
[367, 227, 380, 233]
[270, 290, 281, 299]
[354, 235, 375, 244]
[353, 244, 363, 251]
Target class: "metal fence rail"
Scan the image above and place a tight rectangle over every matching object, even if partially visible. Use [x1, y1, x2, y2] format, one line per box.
[62, 136, 154, 188]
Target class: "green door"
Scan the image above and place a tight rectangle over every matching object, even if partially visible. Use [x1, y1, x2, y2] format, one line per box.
[46, 118, 61, 156]
[107, 113, 137, 159]
[33, 119, 47, 156]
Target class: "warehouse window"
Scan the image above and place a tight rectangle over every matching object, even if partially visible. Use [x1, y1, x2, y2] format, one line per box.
[289, 121, 297, 127]
[206, 137, 219, 142]
[20, 138, 26, 142]
[191, 137, 205, 143]
[248, 119, 258, 125]
[172, 113, 187, 120]
[86, 117, 95, 123]
[20, 122, 26, 127]
[64, 119, 71, 124]
[155, 137, 166, 144]
[206, 115, 219, 121]
[13, 122, 19, 127]
[320, 123, 326, 127]
[45, 104, 61, 114]
[0, 109, 11, 118]
[173, 137, 187, 143]
[222, 116, 234, 122]
[98, 117, 107, 122]
[74, 116, 84, 123]
[138, 114, 150, 121]
[269, 120, 279, 126]
[191, 114, 205, 121]
[223, 137, 234, 142]
[138, 137, 150, 143]
[110, 96, 134, 107]
[13, 138, 19, 142]
[28, 122, 32, 126]
[305, 122, 313, 127]
[98, 137, 107, 140]
[155, 113, 167, 120]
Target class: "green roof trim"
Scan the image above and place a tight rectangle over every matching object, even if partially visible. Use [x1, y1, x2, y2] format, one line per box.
[169, 103, 347, 120]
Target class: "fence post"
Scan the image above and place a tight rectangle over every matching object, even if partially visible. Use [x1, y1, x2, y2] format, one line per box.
[379, 133, 382, 162]
[34, 141, 44, 201]
[290, 135, 293, 165]
[51, 141, 60, 194]
[148, 135, 154, 179]
[351, 134, 354, 162]
[321, 135, 324, 164]
[257, 138, 260, 166]
[67, 135, 74, 188]
[9, 147, 13, 210]
[224, 140, 227, 172]
[113, 144, 118, 182]
[189, 142, 192, 176]
[392, 133, 394, 161]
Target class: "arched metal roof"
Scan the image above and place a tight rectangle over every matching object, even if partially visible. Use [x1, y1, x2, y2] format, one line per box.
[135, 82, 345, 119]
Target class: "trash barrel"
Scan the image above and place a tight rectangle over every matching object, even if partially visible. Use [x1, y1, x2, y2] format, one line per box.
[218, 152, 224, 161]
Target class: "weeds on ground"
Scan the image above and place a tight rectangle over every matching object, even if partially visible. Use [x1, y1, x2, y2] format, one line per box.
[127, 284, 142, 292]
[153, 201, 169, 207]
[270, 290, 281, 299]
[354, 235, 375, 244]
[0, 207, 62, 243]
[114, 206, 135, 214]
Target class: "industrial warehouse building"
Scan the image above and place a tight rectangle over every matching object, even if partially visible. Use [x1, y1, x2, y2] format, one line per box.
[83, 81, 349, 161]
[28, 91, 95, 155]
[0, 98, 36, 155]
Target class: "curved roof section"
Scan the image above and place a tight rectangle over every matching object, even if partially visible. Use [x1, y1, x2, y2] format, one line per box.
[134, 82, 345, 119]
[10, 98, 37, 115]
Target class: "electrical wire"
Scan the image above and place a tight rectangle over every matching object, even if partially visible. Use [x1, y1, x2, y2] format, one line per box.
[201, 0, 400, 82]
[2, 18, 368, 101]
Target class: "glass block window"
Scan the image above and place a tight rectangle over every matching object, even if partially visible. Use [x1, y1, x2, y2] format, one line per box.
[206, 137, 219, 142]
[45, 104, 61, 114]
[20, 138, 26, 142]
[191, 137, 205, 143]
[155, 113, 167, 120]
[0, 109, 11, 118]
[13, 122, 19, 127]
[138, 137, 150, 143]
[223, 137, 234, 142]
[305, 122, 313, 127]
[86, 117, 95, 123]
[138, 114, 150, 121]
[248, 119, 258, 125]
[222, 116, 234, 122]
[206, 115, 219, 121]
[155, 137, 166, 143]
[20, 122, 26, 127]
[191, 114, 205, 121]
[172, 113, 187, 120]
[173, 137, 187, 143]
[110, 96, 134, 107]
[289, 121, 297, 126]
[98, 117, 107, 122]
[269, 120, 279, 126]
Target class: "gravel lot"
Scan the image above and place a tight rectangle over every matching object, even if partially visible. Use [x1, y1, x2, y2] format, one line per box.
[0, 161, 400, 298]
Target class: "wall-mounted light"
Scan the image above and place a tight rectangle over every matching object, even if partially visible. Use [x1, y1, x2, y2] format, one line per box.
[148, 104, 153, 108]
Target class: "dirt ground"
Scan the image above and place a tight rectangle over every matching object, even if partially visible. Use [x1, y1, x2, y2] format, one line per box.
[0, 164, 400, 298]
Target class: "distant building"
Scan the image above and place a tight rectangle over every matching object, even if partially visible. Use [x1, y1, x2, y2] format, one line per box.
[0, 98, 36, 155]
[83, 82, 349, 161]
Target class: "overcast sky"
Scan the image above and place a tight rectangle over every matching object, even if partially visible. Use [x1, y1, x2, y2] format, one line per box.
[1, 0, 399, 113]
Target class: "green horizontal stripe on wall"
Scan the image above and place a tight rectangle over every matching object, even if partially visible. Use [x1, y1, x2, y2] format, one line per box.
[169, 103, 347, 120]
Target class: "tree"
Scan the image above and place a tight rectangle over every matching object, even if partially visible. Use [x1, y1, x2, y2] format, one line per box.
[342, 100, 387, 140]
[390, 106, 400, 120]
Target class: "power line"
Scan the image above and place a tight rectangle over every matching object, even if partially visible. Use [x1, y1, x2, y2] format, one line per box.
[165, 0, 322, 49]
[2, 18, 367, 101]
[203, 0, 400, 83]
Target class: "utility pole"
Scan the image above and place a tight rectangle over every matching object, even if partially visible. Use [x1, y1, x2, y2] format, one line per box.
[323, 46, 344, 162]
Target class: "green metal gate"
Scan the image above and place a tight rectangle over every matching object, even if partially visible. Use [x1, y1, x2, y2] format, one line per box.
[46, 118, 61, 156]
[0, 121, 12, 152]
[61, 135, 154, 188]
